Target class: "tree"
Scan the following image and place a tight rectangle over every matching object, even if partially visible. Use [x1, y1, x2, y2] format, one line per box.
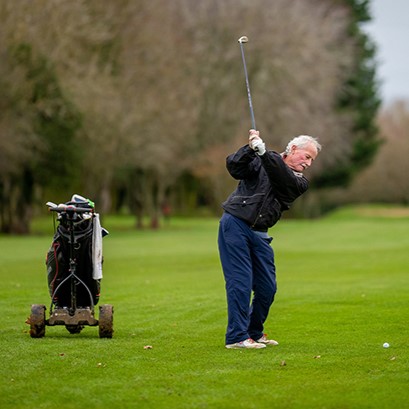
[0, 2, 82, 232]
[0, 47, 40, 233]
[0, 0, 122, 231]
[182, 0, 381, 213]
[338, 100, 409, 204]
[314, 0, 381, 188]
[0, 0, 383, 232]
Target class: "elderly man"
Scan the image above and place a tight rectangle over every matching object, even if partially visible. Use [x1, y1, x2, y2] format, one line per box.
[218, 129, 321, 349]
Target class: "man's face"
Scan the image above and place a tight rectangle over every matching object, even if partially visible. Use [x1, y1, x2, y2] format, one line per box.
[283, 143, 318, 172]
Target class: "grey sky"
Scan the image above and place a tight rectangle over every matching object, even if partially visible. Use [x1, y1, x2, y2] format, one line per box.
[364, 0, 409, 105]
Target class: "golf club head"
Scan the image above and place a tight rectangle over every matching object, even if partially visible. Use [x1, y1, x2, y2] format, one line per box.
[238, 36, 248, 44]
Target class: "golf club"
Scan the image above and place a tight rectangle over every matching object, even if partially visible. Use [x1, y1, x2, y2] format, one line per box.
[238, 36, 256, 130]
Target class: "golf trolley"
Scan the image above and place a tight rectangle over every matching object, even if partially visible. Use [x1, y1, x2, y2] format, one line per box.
[27, 195, 113, 338]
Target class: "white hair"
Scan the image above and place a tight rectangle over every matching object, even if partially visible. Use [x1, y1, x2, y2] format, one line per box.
[284, 135, 322, 155]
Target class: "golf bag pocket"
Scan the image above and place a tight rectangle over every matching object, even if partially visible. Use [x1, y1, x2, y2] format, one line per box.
[46, 240, 67, 304]
[46, 226, 100, 308]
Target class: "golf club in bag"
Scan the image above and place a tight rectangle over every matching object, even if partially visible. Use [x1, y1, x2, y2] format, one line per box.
[27, 194, 114, 338]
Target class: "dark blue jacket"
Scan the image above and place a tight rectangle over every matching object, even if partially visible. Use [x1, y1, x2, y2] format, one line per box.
[222, 145, 308, 231]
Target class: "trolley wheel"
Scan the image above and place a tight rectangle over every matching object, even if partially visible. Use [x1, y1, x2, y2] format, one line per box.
[28, 304, 46, 338]
[99, 304, 114, 338]
[65, 325, 84, 334]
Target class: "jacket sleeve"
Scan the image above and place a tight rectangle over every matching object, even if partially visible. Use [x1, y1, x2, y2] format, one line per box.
[226, 145, 260, 180]
[259, 151, 309, 206]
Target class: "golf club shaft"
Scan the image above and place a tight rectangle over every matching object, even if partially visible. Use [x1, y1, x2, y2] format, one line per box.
[238, 39, 256, 130]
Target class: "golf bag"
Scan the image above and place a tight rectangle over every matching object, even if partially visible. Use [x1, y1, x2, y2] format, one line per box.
[46, 195, 106, 308]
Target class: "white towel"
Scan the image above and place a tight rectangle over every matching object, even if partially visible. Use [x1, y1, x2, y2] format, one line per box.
[92, 213, 103, 280]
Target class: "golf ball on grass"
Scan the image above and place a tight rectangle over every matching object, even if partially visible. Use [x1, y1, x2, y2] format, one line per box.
[383, 342, 390, 348]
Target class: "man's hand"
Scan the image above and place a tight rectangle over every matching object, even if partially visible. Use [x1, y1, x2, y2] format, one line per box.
[248, 130, 266, 155]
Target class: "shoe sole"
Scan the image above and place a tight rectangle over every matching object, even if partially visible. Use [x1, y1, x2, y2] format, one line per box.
[225, 344, 266, 349]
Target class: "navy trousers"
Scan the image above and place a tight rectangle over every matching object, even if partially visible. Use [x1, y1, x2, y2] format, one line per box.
[218, 212, 277, 344]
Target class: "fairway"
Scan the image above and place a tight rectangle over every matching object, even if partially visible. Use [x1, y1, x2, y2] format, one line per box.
[0, 207, 408, 409]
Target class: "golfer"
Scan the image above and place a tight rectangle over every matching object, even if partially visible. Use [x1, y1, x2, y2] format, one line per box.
[218, 129, 321, 349]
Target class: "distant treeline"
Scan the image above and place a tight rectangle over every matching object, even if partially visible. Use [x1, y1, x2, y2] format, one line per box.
[0, 0, 380, 233]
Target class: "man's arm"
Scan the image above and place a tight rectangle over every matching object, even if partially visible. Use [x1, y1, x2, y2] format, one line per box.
[226, 145, 260, 180]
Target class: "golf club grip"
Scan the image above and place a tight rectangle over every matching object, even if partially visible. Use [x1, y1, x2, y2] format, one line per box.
[49, 205, 93, 214]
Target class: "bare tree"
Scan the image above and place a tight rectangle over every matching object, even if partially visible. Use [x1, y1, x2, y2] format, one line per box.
[115, 0, 206, 227]
[184, 0, 357, 210]
[339, 100, 409, 204]
[1, 0, 129, 216]
[0, 3, 44, 232]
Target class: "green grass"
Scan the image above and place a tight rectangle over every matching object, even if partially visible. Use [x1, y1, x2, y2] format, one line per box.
[1, 207, 409, 408]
